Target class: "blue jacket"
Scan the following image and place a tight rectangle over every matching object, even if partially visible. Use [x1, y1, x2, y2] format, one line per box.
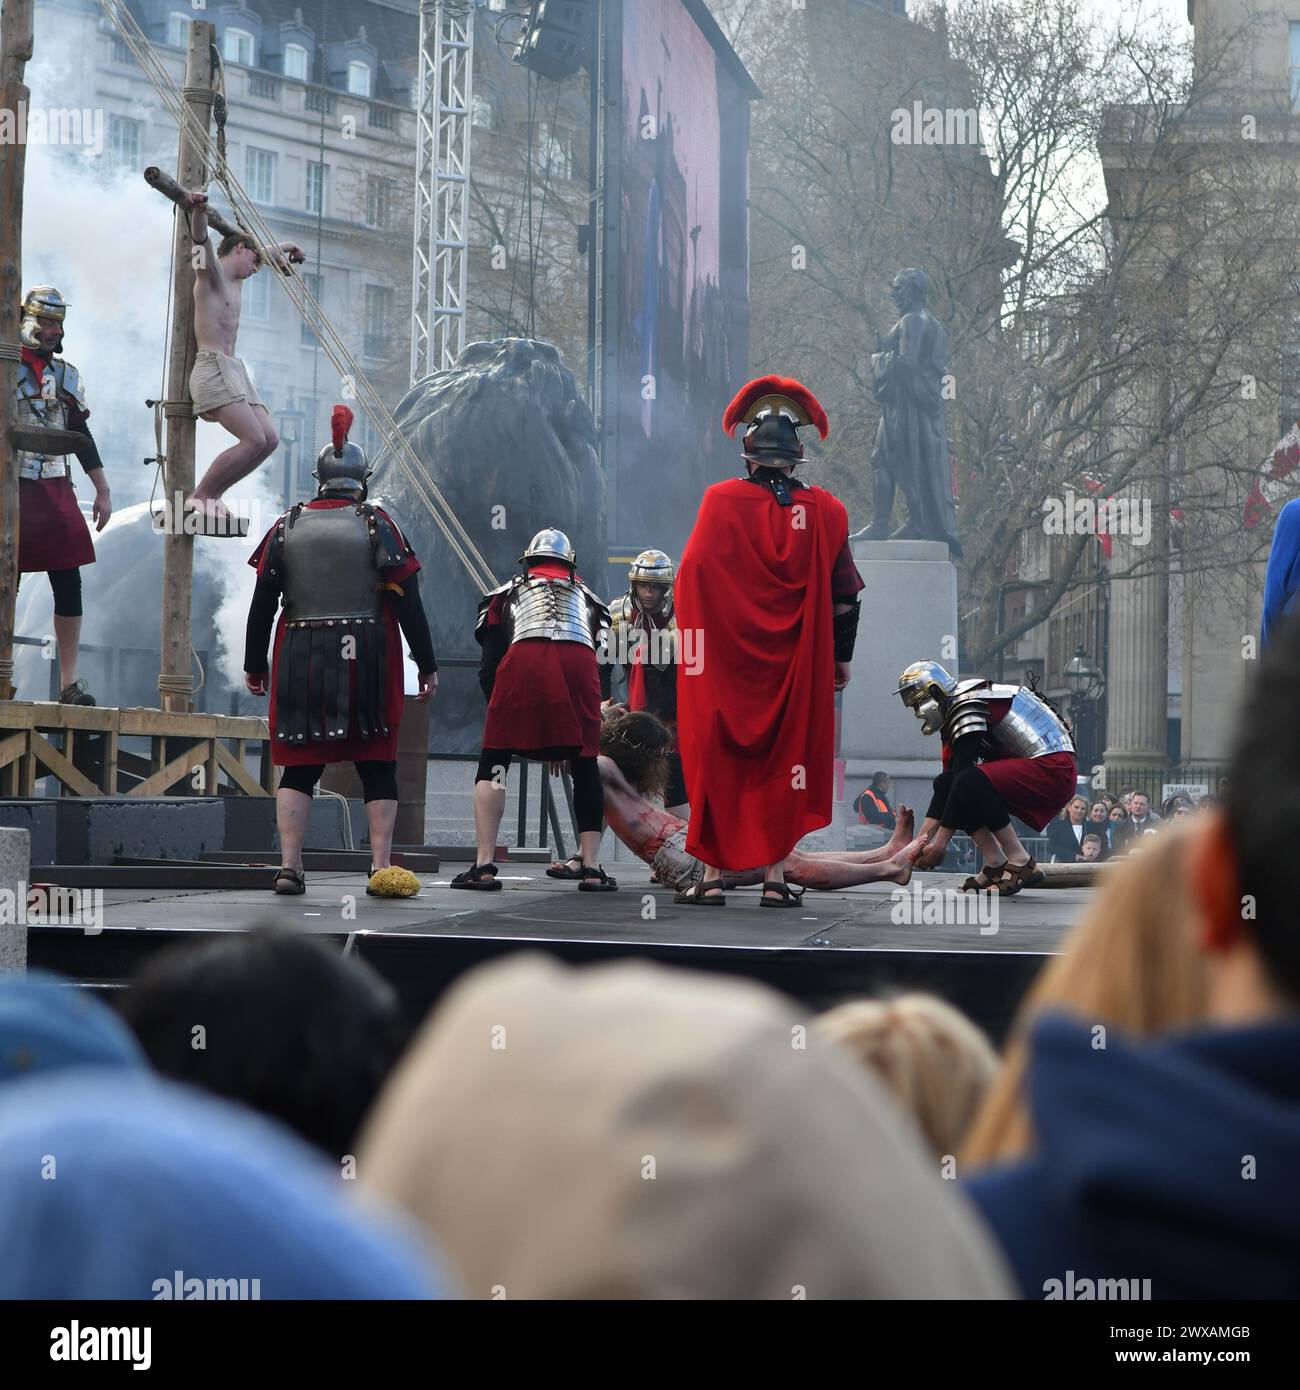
[965, 1012, 1300, 1299]
[1261, 498, 1300, 646]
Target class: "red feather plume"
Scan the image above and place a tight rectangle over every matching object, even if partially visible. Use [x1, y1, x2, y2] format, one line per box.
[330, 404, 354, 455]
[722, 375, 829, 440]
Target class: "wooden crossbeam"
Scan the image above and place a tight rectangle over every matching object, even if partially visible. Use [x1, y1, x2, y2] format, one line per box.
[128, 740, 210, 797]
[213, 739, 266, 798]
[30, 731, 101, 798]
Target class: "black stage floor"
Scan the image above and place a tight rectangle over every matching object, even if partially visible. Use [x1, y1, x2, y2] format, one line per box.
[29, 860, 1088, 1044]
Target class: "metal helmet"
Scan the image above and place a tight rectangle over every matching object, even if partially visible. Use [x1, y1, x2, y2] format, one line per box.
[520, 528, 576, 567]
[313, 438, 372, 497]
[895, 660, 959, 737]
[628, 548, 674, 588]
[19, 285, 68, 350]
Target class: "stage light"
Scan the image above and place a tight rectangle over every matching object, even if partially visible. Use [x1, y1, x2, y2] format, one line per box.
[514, 0, 595, 82]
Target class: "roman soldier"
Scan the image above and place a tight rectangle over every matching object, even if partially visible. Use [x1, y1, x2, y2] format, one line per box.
[606, 548, 687, 813]
[455, 528, 616, 893]
[244, 406, 438, 898]
[674, 376, 865, 906]
[14, 286, 113, 705]
[895, 660, 1077, 895]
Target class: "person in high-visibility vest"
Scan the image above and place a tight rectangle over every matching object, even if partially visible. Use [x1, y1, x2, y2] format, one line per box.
[854, 772, 897, 831]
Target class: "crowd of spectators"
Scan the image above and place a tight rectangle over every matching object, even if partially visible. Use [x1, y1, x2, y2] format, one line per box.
[1045, 783, 1218, 863]
[2, 620, 1298, 1300]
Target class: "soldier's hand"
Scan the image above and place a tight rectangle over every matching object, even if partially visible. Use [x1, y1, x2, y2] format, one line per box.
[834, 661, 851, 691]
[244, 672, 267, 696]
[92, 489, 112, 531]
[417, 671, 438, 703]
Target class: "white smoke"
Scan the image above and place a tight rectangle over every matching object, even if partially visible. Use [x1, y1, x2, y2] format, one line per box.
[20, 18, 283, 695]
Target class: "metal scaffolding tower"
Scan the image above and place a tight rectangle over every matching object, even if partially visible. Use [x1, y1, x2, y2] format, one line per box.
[411, 0, 476, 382]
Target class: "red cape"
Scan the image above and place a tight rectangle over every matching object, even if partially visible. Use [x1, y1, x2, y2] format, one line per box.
[675, 477, 848, 869]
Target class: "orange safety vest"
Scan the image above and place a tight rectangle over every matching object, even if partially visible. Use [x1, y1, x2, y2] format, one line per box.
[856, 789, 890, 823]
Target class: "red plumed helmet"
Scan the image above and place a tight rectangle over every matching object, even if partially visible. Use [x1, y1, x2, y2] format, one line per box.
[330, 404, 355, 456]
[722, 375, 829, 440]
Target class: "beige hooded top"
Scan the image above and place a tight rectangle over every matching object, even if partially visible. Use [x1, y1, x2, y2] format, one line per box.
[358, 955, 1012, 1299]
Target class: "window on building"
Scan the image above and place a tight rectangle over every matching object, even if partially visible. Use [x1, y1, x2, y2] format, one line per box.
[1291, 23, 1300, 116]
[106, 114, 141, 169]
[347, 61, 372, 97]
[536, 122, 573, 180]
[245, 146, 276, 203]
[364, 284, 393, 357]
[306, 162, 327, 216]
[471, 93, 493, 129]
[223, 28, 255, 67]
[245, 270, 271, 322]
[166, 13, 189, 48]
[301, 272, 322, 345]
[284, 43, 309, 81]
[365, 175, 395, 229]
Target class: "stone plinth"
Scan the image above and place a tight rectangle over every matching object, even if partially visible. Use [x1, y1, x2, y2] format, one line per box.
[0, 828, 31, 974]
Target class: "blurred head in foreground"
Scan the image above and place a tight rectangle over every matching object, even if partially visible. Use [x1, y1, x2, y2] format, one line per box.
[815, 993, 998, 1160]
[359, 955, 1012, 1299]
[0, 1073, 445, 1299]
[0, 972, 145, 1083]
[962, 827, 1206, 1165]
[118, 928, 405, 1159]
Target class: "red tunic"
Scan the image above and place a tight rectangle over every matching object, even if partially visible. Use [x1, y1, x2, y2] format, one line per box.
[248, 498, 420, 766]
[480, 560, 603, 757]
[17, 350, 96, 573]
[940, 696, 1077, 832]
[675, 478, 848, 870]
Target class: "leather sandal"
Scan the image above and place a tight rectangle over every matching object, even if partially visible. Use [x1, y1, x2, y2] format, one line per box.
[546, 856, 587, 880]
[997, 856, 1045, 896]
[450, 862, 502, 891]
[759, 880, 806, 909]
[272, 866, 306, 896]
[961, 862, 1009, 892]
[674, 879, 726, 906]
[577, 866, 618, 892]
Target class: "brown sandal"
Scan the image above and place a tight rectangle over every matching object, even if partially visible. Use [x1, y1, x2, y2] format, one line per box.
[997, 856, 1045, 896]
[961, 862, 1008, 892]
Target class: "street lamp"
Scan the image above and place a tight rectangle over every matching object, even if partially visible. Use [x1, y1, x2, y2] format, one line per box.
[1063, 644, 1106, 770]
[276, 407, 304, 510]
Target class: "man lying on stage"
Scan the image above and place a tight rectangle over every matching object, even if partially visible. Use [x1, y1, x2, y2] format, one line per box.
[453, 528, 617, 893]
[895, 660, 1076, 896]
[182, 190, 305, 537]
[244, 407, 438, 898]
[597, 709, 927, 898]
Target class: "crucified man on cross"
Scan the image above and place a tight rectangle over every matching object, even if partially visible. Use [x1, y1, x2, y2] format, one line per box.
[180, 189, 305, 537]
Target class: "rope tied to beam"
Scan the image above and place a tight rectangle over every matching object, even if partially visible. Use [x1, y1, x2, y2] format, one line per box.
[0, 343, 22, 362]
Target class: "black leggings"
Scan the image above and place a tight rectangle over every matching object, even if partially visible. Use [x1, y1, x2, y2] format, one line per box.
[17, 567, 82, 617]
[475, 748, 604, 834]
[929, 765, 1011, 834]
[278, 760, 399, 803]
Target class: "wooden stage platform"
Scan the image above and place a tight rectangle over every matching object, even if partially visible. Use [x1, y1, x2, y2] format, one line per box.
[29, 859, 1091, 1045]
[0, 700, 273, 798]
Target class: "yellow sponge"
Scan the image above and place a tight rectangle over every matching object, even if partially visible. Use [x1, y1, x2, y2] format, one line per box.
[367, 866, 421, 898]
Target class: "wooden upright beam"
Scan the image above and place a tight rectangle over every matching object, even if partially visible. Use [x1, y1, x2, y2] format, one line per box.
[0, 0, 36, 702]
[157, 20, 215, 714]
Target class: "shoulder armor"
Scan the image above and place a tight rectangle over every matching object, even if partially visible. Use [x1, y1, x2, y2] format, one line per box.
[55, 360, 87, 412]
[580, 580, 612, 630]
[952, 677, 992, 698]
[475, 578, 519, 631]
[944, 686, 991, 742]
[366, 504, 407, 569]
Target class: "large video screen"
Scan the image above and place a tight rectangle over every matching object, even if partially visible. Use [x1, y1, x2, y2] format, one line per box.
[606, 0, 752, 571]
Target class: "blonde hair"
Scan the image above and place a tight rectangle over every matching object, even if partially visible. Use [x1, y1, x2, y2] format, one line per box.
[961, 826, 1208, 1167]
[815, 994, 998, 1159]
